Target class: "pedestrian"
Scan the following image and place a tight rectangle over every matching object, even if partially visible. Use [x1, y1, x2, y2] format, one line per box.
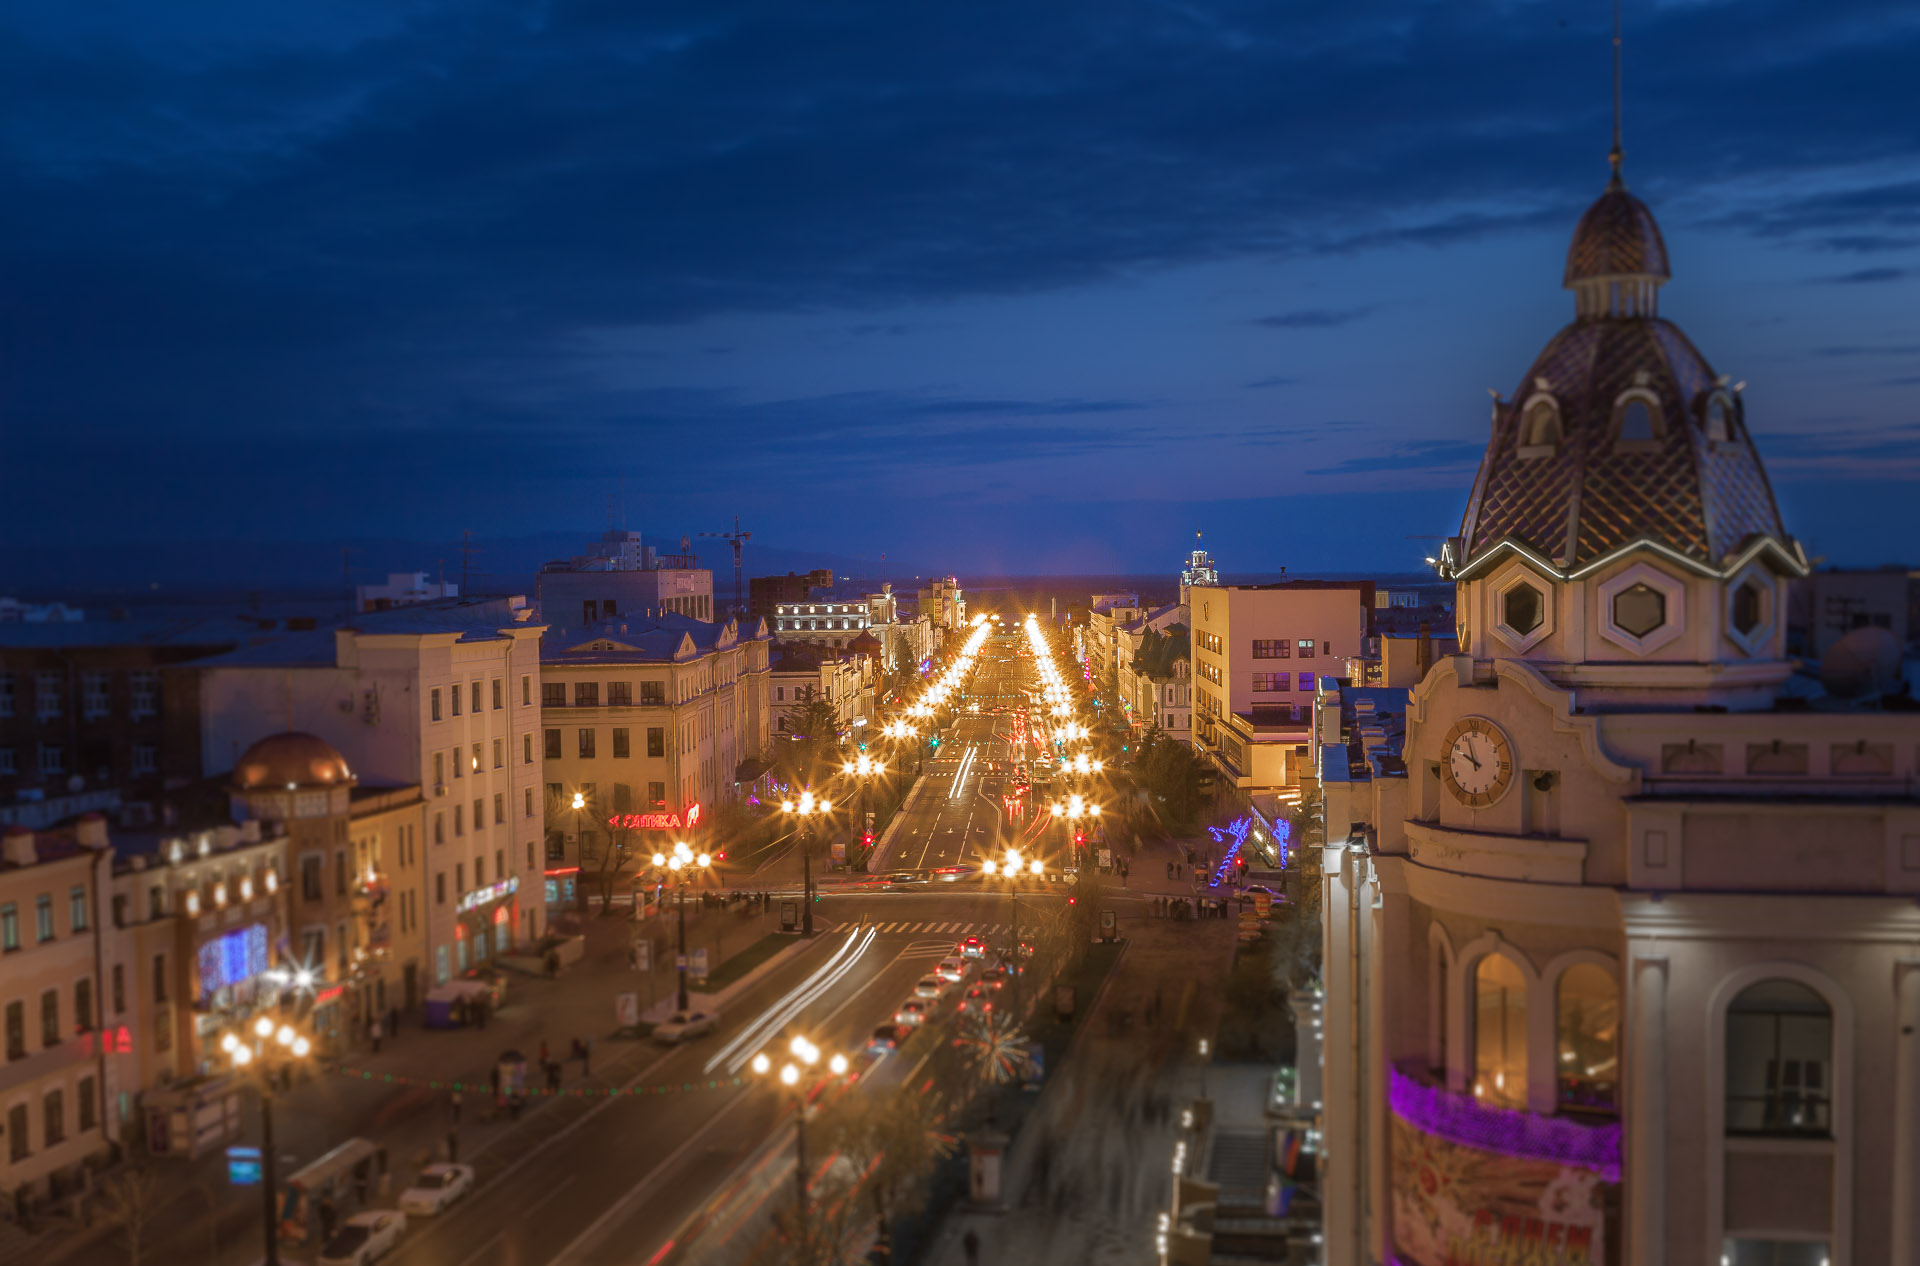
[546, 1060, 561, 1093]
[450, 1090, 463, 1124]
[963, 1229, 980, 1266]
[370, 1018, 383, 1053]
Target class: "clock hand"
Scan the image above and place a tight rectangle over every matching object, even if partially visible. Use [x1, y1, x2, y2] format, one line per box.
[1463, 740, 1482, 771]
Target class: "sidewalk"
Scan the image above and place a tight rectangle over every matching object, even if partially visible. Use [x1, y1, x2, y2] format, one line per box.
[31, 904, 793, 1266]
[917, 905, 1239, 1266]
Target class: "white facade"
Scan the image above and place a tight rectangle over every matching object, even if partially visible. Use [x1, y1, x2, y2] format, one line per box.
[772, 600, 871, 648]
[196, 601, 546, 988]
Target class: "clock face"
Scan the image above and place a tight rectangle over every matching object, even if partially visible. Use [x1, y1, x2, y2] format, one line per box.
[1439, 716, 1515, 808]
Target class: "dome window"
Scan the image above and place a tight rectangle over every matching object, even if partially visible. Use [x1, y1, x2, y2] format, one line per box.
[1517, 395, 1563, 459]
[1490, 566, 1554, 653]
[1723, 565, 1774, 655]
[1731, 582, 1763, 636]
[1612, 390, 1663, 449]
[1704, 392, 1734, 443]
[1503, 584, 1544, 635]
[1612, 584, 1666, 637]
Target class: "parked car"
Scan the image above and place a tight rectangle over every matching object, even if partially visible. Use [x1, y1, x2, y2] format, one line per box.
[398, 1163, 475, 1216]
[935, 956, 969, 983]
[914, 975, 948, 999]
[956, 936, 987, 959]
[652, 1009, 719, 1043]
[868, 1024, 905, 1056]
[317, 1210, 408, 1266]
[894, 1000, 930, 1027]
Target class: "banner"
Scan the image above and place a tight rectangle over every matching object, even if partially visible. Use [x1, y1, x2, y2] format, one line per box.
[1390, 1115, 1610, 1266]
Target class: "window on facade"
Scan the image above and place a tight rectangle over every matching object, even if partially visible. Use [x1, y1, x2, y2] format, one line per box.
[455, 804, 467, 837]
[612, 728, 630, 758]
[82, 671, 110, 720]
[1251, 639, 1289, 659]
[1521, 398, 1563, 448]
[431, 688, 443, 721]
[1295, 639, 1315, 659]
[524, 787, 534, 818]
[36, 895, 54, 942]
[5, 1001, 23, 1060]
[335, 850, 348, 896]
[1555, 964, 1618, 1112]
[648, 781, 666, 806]
[129, 670, 158, 719]
[451, 684, 462, 716]
[0, 673, 13, 718]
[301, 855, 323, 901]
[112, 964, 125, 1015]
[1726, 979, 1831, 1137]
[436, 872, 447, 904]
[0, 902, 14, 951]
[36, 670, 63, 719]
[1731, 580, 1766, 636]
[433, 812, 445, 845]
[522, 675, 532, 706]
[43, 1089, 63, 1145]
[131, 744, 157, 776]
[640, 682, 665, 706]
[543, 683, 567, 708]
[1502, 583, 1545, 635]
[493, 678, 504, 710]
[575, 682, 599, 707]
[68, 885, 87, 933]
[544, 729, 562, 760]
[1705, 394, 1734, 443]
[1474, 955, 1528, 1110]
[1251, 673, 1289, 692]
[152, 951, 170, 1005]
[7, 1103, 25, 1160]
[647, 727, 665, 758]
[578, 729, 596, 759]
[1616, 396, 1659, 444]
[608, 682, 632, 707]
[39, 745, 65, 775]
[471, 681, 482, 714]
[74, 977, 93, 1034]
[78, 1076, 96, 1132]
[1612, 584, 1667, 638]
[0, 748, 14, 776]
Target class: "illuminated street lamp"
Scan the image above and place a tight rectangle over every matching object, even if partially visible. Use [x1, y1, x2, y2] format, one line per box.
[1050, 793, 1101, 867]
[221, 1013, 315, 1266]
[780, 791, 833, 938]
[840, 754, 887, 869]
[981, 849, 1043, 1017]
[648, 841, 713, 1011]
[752, 1036, 851, 1219]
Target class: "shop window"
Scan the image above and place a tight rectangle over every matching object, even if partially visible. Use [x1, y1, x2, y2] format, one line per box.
[1726, 979, 1831, 1137]
[1556, 964, 1618, 1112]
[1474, 955, 1528, 1110]
[1720, 1240, 1828, 1266]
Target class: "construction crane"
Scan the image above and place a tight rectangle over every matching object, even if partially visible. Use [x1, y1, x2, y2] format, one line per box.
[698, 516, 752, 618]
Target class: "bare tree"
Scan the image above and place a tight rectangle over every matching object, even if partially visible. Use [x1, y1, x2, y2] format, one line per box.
[94, 1166, 162, 1266]
[817, 1084, 957, 1251]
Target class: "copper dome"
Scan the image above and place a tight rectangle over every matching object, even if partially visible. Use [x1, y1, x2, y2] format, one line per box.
[1564, 182, 1670, 286]
[233, 732, 354, 791]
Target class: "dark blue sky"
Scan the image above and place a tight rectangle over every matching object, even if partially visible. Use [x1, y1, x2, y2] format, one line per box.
[6, 0, 1919, 577]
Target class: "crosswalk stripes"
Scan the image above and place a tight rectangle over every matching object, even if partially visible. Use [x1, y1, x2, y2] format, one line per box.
[871, 920, 1011, 936]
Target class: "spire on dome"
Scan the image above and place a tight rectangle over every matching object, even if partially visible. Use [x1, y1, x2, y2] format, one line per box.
[1608, 0, 1625, 187]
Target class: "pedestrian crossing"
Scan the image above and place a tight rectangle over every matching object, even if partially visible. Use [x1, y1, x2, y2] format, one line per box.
[869, 920, 1011, 936]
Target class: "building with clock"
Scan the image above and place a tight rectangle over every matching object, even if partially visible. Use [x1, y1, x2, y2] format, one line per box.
[1315, 144, 1920, 1266]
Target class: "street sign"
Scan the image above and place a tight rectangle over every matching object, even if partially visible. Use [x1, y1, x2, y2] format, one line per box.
[615, 992, 639, 1028]
[1099, 910, 1117, 941]
[675, 953, 689, 969]
[629, 939, 651, 972]
[781, 901, 799, 932]
[227, 1145, 262, 1186]
[691, 948, 709, 983]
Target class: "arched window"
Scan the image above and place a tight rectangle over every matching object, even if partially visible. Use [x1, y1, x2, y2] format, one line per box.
[1521, 398, 1563, 449]
[1704, 393, 1734, 443]
[1726, 979, 1831, 1137]
[1474, 955, 1528, 1109]
[1615, 393, 1661, 445]
[1556, 964, 1618, 1112]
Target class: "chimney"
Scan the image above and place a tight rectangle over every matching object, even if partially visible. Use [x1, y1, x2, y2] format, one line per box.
[3, 826, 36, 867]
[75, 812, 110, 852]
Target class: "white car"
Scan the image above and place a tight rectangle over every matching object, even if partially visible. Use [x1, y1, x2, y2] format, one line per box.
[652, 1009, 719, 1043]
[398, 1162, 474, 1215]
[935, 955, 969, 983]
[913, 975, 947, 999]
[894, 1000, 930, 1028]
[317, 1209, 408, 1265]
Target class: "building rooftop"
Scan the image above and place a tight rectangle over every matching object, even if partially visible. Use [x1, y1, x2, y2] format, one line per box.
[545, 613, 760, 664]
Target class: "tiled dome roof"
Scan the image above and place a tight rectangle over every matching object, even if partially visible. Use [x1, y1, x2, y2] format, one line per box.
[1564, 180, 1669, 285]
[233, 732, 354, 790]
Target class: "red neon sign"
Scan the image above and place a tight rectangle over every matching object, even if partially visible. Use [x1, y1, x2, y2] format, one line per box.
[606, 802, 703, 831]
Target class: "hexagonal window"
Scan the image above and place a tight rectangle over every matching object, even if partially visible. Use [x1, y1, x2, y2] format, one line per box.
[1502, 584, 1544, 636]
[1613, 584, 1666, 638]
[1731, 580, 1765, 636]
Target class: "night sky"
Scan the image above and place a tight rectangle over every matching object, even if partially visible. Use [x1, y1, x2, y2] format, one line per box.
[6, 1, 1919, 578]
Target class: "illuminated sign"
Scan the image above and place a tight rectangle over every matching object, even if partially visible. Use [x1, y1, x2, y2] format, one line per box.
[197, 924, 270, 993]
[456, 875, 520, 914]
[606, 802, 703, 831]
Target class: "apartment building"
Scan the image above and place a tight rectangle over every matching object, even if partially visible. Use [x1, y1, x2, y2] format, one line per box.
[1121, 624, 1193, 744]
[1188, 581, 1373, 799]
[538, 614, 772, 879]
[537, 530, 715, 633]
[195, 598, 545, 990]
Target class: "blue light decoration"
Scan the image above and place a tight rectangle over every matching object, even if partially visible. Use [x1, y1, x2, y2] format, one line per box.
[1205, 816, 1252, 888]
[197, 924, 270, 993]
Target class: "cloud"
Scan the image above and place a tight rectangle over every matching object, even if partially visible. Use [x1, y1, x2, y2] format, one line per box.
[1812, 266, 1909, 284]
[1815, 344, 1920, 358]
[1306, 441, 1486, 477]
[1243, 376, 1298, 389]
[1253, 308, 1374, 330]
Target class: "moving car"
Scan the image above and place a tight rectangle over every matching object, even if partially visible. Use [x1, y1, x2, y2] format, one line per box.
[868, 1024, 905, 1056]
[894, 1000, 929, 1027]
[914, 975, 947, 1000]
[885, 871, 929, 886]
[935, 956, 969, 983]
[652, 1009, 719, 1044]
[957, 986, 995, 1015]
[956, 936, 987, 959]
[399, 1163, 475, 1216]
[317, 1211, 408, 1266]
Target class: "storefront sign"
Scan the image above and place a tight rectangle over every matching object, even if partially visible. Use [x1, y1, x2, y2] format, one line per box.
[606, 803, 703, 831]
[227, 1146, 262, 1185]
[1389, 1067, 1616, 1266]
[457, 875, 520, 914]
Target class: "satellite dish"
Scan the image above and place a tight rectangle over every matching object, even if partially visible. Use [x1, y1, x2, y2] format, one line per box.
[1820, 626, 1901, 700]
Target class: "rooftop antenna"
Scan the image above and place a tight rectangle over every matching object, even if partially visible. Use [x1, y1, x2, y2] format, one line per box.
[1608, 0, 1624, 185]
[459, 530, 482, 595]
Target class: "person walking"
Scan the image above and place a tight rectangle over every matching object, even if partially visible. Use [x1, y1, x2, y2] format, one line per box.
[963, 1229, 980, 1266]
[450, 1090, 463, 1125]
[369, 1017, 383, 1053]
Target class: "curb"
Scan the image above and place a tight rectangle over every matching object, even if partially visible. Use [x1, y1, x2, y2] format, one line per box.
[870, 772, 931, 871]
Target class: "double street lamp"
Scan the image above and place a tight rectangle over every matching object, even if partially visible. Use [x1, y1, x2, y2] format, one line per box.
[840, 753, 887, 869]
[751, 1036, 851, 1219]
[981, 849, 1043, 1018]
[649, 841, 713, 1012]
[780, 791, 832, 938]
[1050, 793, 1101, 870]
[219, 1014, 315, 1266]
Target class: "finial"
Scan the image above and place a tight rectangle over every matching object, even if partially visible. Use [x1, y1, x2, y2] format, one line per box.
[1608, 0, 1625, 186]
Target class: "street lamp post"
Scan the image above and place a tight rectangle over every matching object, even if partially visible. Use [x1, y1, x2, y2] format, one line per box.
[649, 841, 713, 1012]
[982, 850, 1043, 1019]
[840, 753, 886, 871]
[780, 791, 832, 938]
[1049, 793, 1100, 872]
[219, 1014, 314, 1266]
[751, 1037, 850, 1221]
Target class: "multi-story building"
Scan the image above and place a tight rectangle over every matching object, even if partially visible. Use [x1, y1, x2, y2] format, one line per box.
[1315, 150, 1920, 1266]
[771, 647, 869, 738]
[1188, 580, 1373, 799]
[749, 570, 834, 619]
[770, 598, 874, 651]
[195, 597, 546, 990]
[538, 615, 772, 882]
[917, 577, 966, 636]
[356, 572, 458, 613]
[0, 819, 115, 1206]
[0, 619, 244, 822]
[1121, 624, 1193, 744]
[538, 530, 715, 632]
[1790, 567, 1913, 659]
[226, 732, 425, 1040]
